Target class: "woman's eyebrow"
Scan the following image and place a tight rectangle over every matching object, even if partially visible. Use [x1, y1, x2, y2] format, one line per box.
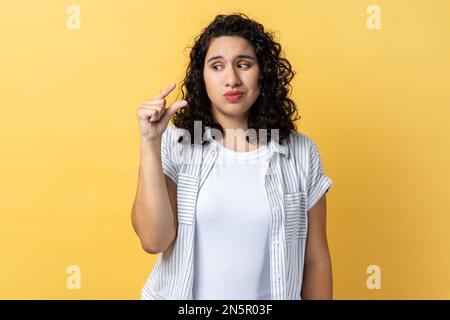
[206, 54, 256, 63]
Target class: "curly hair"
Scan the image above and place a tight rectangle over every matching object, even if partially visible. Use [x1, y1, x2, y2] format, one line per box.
[173, 12, 300, 146]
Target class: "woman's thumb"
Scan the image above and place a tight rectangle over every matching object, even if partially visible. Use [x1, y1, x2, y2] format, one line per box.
[161, 100, 188, 124]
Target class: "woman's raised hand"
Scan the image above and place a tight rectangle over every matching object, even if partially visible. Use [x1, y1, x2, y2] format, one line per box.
[136, 83, 187, 143]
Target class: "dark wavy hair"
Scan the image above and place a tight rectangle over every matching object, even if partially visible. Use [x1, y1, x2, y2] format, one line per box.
[173, 12, 300, 146]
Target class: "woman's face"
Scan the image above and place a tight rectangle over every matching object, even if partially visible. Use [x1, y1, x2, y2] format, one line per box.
[203, 36, 260, 127]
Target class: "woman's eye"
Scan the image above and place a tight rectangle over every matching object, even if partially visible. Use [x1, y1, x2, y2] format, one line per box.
[212, 63, 250, 70]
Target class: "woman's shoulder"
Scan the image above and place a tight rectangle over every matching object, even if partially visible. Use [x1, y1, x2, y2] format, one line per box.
[286, 130, 326, 165]
[287, 130, 317, 150]
[161, 124, 188, 159]
[163, 124, 187, 144]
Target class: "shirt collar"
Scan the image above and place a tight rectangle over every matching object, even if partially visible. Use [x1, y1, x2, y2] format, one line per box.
[203, 126, 289, 158]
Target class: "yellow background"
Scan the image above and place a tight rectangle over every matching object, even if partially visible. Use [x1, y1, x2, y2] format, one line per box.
[1, 0, 449, 299]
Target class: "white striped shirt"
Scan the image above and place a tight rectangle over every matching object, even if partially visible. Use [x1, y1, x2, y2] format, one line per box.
[140, 124, 333, 300]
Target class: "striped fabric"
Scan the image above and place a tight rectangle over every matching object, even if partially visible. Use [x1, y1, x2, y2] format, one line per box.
[140, 124, 333, 300]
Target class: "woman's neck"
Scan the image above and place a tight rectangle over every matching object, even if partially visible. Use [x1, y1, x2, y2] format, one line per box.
[218, 131, 262, 152]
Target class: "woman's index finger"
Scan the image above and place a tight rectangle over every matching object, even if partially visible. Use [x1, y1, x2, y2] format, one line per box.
[153, 83, 176, 100]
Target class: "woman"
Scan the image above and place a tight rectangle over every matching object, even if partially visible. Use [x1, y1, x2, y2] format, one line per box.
[132, 13, 333, 300]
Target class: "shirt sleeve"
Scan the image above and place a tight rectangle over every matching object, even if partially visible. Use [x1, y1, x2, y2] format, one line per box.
[306, 138, 333, 212]
[160, 125, 179, 184]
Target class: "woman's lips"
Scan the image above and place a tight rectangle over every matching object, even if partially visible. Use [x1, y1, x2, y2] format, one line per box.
[224, 93, 243, 102]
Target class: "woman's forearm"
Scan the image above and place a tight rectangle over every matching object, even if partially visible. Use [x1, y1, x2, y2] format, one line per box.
[300, 257, 333, 300]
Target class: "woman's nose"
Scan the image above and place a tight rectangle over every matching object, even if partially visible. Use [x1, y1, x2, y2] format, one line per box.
[225, 66, 242, 87]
